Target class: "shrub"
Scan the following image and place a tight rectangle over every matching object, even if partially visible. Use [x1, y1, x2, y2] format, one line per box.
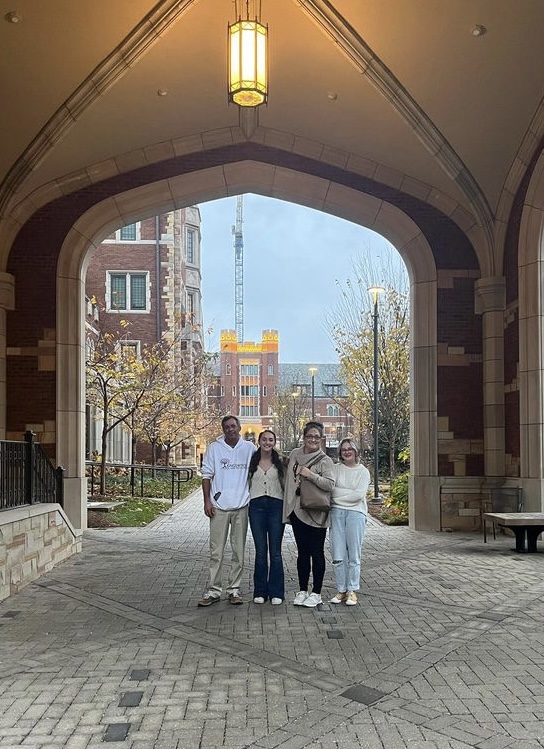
[382, 471, 409, 525]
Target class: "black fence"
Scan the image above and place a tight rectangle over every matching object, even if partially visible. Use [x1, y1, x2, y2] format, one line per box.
[0, 431, 64, 511]
[86, 462, 195, 504]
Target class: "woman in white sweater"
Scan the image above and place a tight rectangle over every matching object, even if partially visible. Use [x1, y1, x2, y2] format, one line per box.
[329, 439, 370, 606]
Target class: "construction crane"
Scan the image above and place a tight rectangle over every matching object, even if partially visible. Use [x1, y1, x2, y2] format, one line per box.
[232, 195, 244, 342]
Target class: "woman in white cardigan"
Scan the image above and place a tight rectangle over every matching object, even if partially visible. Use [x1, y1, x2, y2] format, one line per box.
[329, 439, 370, 606]
[248, 430, 286, 604]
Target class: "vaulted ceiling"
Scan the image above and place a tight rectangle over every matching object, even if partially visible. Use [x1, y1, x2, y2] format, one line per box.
[2, 0, 544, 238]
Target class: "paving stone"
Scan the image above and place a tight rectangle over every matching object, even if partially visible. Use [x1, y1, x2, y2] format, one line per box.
[129, 669, 150, 681]
[341, 684, 386, 705]
[118, 691, 143, 707]
[2, 491, 544, 749]
[102, 723, 130, 742]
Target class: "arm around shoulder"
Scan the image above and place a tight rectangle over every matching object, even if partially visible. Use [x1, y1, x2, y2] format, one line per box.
[310, 454, 335, 491]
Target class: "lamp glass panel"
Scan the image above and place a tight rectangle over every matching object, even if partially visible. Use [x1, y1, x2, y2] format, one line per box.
[228, 19, 267, 106]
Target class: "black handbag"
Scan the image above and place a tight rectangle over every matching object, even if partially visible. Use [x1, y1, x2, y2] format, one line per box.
[296, 454, 331, 512]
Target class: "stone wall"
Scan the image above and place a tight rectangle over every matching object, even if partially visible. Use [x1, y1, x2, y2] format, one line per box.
[0, 504, 81, 601]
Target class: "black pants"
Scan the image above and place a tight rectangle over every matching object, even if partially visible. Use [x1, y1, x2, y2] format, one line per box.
[290, 512, 327, 594]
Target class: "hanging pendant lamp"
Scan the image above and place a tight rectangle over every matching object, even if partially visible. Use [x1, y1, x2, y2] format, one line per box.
[228, 1, 268, 107]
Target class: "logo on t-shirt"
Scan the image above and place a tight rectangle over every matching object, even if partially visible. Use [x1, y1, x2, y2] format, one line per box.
[220, 457, 248, 469]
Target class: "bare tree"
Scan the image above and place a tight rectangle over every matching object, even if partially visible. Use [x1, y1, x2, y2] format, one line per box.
[325, 246, 410, 478]
[269, 386, 310, 451]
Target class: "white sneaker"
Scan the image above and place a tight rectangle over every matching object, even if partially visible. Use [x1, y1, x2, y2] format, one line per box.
[293, 590, 308, 606]
[253, 596, 265, 604]
[302, 592, 322, 607]
[330, 591, 347, 604]
[271, 597, 283, 605]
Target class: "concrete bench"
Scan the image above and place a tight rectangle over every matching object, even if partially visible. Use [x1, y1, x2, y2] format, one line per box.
[482, 512, 544, 553]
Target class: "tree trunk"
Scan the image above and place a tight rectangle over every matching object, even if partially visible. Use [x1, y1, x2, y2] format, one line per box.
[389, 441, 396, 480]
[100, 430, 108, 496]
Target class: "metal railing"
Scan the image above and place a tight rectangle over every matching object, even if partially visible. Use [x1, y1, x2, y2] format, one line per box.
[0, 431, 64, 510]
[86, 461, 195, 504]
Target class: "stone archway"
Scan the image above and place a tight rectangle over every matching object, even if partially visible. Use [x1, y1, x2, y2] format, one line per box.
[57, 161, 438, 529]
[518, 148, 544, 510]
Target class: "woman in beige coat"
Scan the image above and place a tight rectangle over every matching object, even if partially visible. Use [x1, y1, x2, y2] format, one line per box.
[283, 421, 335, 607]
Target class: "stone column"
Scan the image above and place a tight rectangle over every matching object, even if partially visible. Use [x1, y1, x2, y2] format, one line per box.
[474, 276, 505, 477]
[0, 273, 15, 438]
[56, 273, 87, 530]
[409, 277, 440, 530]
[518, 209, 544, 509]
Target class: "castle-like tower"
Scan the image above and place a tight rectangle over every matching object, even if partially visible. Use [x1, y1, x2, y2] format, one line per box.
[218, 329, 279, 438]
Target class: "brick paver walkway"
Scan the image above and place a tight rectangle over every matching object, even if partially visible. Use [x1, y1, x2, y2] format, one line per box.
[1, 490, 543, 748]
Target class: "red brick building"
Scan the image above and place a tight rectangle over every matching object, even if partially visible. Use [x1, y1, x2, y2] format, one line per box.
[211, 329, 279, 440]
[85, 207, 203, 465]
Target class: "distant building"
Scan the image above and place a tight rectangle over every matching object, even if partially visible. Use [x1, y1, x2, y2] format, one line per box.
[85, 208, 204, 465]
[210, 331, 355, 454]
[210, 329, 279, 441]
[277, 363, 353, 455]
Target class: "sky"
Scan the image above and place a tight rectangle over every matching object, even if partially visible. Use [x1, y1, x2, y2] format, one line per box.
[199, 194, 402, 363]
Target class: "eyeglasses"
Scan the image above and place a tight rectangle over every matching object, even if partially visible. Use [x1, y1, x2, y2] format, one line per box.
[305, 434, 321, 440]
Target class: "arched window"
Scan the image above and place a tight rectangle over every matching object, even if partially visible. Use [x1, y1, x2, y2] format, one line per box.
[327, 404, 340, 417]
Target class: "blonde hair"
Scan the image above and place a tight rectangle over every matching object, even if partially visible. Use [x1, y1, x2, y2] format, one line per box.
[338, 438, 359, 462]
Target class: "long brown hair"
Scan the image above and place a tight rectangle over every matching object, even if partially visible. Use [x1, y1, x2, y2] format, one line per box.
[248, 430, 285, 488]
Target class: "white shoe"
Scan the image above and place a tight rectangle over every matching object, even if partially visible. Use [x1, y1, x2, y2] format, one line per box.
[293, 590, 308, 606]
[302, 592, 322, 607]
[330, 591, 347, 604]
[253, 596, 265, 604]
[271, 597, 283, 605]
[345, 591, 358, 606]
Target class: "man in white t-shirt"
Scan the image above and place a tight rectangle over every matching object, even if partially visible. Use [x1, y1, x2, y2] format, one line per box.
[198, 415, 255, 607]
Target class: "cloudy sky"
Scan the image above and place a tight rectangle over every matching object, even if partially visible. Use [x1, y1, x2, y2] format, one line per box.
[199, 194, 399, 363]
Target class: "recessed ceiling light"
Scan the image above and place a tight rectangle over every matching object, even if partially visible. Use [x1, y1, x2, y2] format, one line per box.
[5, 11, 22, 23]
[471, 24, 487, 37]
[326, 92, 338, 101]
[157, 89, 169, 97]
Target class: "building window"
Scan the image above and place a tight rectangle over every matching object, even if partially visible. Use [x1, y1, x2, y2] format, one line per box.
[221, 385, 225, 396]
[107, 272, 149, 312]
[240, 364, 259, 376]
[120, 223, 137, 241]
[240, 385, 259, 396]
[186, 229, 196, 264]
[263, 385, 267, 397]
[120, 340, 141, 359]
[267, 364, 274, 375]
[241, 405, 259, 417]
[187, 291, 196, 320]
[327, 404, 340, 417]
[226, 363, 231, 375]
[232, 386, 236, 396]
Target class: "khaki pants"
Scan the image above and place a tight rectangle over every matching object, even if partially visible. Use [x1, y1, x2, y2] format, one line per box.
[208, 506, 249, 595]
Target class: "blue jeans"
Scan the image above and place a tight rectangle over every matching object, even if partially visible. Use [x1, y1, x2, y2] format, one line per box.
[329, 508, 367, 592]
[249, 496, 285, 600]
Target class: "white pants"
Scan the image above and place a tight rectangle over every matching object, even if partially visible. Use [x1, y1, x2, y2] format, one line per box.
[208, 506, 249, 595]
[329, 508, 366, 592]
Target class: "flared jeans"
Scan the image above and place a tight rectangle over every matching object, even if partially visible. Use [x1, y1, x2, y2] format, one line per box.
[249, 496, 285, 600]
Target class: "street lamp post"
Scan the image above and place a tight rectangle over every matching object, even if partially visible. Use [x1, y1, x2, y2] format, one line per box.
[368, 286, 385, 502]
[291, 391, 299, 448]
[309, 367, 317, 418]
